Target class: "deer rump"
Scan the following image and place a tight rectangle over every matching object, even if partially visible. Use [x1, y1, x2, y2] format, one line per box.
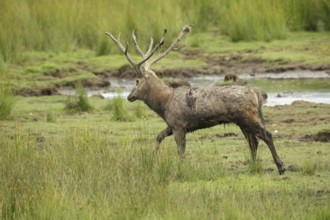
[166, 85, 263, 133]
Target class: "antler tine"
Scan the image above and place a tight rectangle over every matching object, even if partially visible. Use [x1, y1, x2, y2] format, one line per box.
[105, 31, 143, 76]
[132, 30, 145, 58]
[137, 37, 164, 68]
[145, 37, 154, 58]
[145, 25, 191, 70]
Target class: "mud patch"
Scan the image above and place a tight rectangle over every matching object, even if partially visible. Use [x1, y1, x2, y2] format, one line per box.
[14, 86, 60, 96]
[301, 130, 330, 142]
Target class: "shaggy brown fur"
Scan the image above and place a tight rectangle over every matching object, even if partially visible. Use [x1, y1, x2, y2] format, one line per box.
[128, 71, 285, 174]
[107, 26, 284, 174]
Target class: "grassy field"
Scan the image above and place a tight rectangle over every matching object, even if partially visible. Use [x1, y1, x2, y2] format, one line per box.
[1, 31, 329, 96]
[1, 1, 330, 219]
[0, 94, 329, 219]
[1, 0, 330, 64]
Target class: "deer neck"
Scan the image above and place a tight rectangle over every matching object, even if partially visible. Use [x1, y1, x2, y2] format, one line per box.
[144, 73, 173, 117]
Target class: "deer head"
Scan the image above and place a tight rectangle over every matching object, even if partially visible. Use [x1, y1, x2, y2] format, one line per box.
[105, 25, 192, 102]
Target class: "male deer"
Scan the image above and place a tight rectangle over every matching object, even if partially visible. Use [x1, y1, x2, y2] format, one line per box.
[105, 26, 285, 174]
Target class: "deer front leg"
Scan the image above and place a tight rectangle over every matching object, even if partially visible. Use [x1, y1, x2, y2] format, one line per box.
[173, 129, 186, 157]
[155, 126, 173, 151]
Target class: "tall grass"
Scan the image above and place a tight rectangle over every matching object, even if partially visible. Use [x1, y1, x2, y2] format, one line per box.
[0, 123, 329, 219]
[0, 87, 15, 120]
[64, 83, 93, 113]
[0, 0, 329, 63]
[222, 0, 287, 42]
[111, 95, 132, 121]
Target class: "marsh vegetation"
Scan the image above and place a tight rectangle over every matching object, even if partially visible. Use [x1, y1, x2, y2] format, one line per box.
[1, 0, 330, 219]
[0, 95, 329, 219]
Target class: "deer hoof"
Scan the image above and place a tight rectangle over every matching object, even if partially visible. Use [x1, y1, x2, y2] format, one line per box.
[278, 166, 285, 175]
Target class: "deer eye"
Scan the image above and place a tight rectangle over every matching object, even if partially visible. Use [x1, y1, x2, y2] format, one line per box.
[136, 79, 139, 85]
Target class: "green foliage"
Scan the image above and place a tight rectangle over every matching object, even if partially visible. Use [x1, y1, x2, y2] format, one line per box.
[0, 86, 15, 120]
[0, 96, 329, 219]
[222, 0, 287, 42]
[64, 83, 93, 113]
[1, 0, 330, 63]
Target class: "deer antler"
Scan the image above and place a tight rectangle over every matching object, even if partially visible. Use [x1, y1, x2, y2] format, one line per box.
[106, 25, 192, 76]
[105, 32, 143, 76]
[105, 31, 164, 77]
[144, 25, 192, 70]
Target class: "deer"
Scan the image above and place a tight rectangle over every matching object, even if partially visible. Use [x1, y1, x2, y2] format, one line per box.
[105, 25, 285, 175]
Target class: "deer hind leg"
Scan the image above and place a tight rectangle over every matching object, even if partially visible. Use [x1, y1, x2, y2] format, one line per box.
[156, 126, 173, 151]
[173, 129, 186, 157]
[250, 124, 285, 175]
[240, 127, 259, 161]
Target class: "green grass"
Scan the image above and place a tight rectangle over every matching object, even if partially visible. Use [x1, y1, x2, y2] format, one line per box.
[249, 78, 330, 92]
[64, 83, 93, 113]
[111, 95, 132, 121]
[1, 0, 330, 63]
[0, 86, 16, 120]
[0, 95, 329, 219]
[190, 31, 330, 64]
[1, 31, 329, 96]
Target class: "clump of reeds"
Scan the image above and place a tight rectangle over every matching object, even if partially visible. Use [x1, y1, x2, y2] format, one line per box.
[64, 83, 93, 113]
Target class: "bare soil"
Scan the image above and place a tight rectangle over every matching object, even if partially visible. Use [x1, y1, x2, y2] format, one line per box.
[301, 130, 330, 143]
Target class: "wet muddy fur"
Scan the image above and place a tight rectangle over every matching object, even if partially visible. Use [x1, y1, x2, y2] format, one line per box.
[108, 26, 285, 175]
[152, 84, 285, 175]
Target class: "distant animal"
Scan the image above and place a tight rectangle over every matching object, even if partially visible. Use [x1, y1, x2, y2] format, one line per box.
[224, 73, 247, 85]
[105, 26, 285, 174]
[224, 73, 238, 82]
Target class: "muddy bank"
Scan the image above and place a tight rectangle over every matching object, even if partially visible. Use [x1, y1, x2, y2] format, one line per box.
[113, 53, 330, 79]
[14, 52, 330, 97]
[301, 130, 330, 143]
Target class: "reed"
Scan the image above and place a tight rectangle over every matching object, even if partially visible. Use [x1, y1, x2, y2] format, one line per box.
[64, 83, 93, 113]
[0, 0, 329, 63]
[0, 86, 15, 120]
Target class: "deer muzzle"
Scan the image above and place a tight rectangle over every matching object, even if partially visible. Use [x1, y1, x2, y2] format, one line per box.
[127, 93, 137, 102]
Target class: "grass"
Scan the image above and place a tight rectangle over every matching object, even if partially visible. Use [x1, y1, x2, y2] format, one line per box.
[111, 95, 132, 121]
[1, 0, 330, 63]
[0, 86, 16, 120]
[1, 31, 329, 96]
[0, 1, 329, 217]
[248, 78, 330, 92]
[0, 95, 329, 219]
[64, 83, 93, 113]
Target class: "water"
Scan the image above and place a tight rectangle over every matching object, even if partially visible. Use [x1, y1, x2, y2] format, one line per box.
[72, 71, 330, 106]
[265, 92, 330, 106]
